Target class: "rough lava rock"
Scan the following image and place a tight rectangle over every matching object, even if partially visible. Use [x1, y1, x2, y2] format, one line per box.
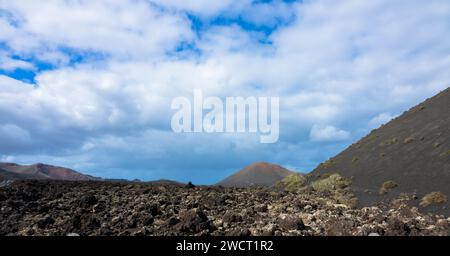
[0, 180, 448, 236]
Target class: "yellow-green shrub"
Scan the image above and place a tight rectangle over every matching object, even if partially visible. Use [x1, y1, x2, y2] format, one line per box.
[420, 192, 447, 208]
[311, 174, 352, 192]
[275, 173, 306, 192]
[379, 180, 398, 195]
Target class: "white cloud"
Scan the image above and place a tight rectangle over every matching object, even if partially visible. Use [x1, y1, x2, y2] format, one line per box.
[0, 124, 30, 142]
[150, 0, 240, 16]
[1, 0, 194, 60]
[309, 125, 351, 142]
[0, 124, 32, 153]
[0, 53, 35, 71]
[0, 0, 450, 179]
[1, 155, 14, 162]
[368, 112, 397, 129]
[239, 1, 294, 27]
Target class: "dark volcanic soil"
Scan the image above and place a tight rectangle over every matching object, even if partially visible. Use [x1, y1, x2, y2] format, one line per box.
[311, 87, 450, 214]
[0, 180, 449, 236]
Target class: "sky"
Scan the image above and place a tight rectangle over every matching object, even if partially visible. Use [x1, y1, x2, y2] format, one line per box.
[0, 0, 449, 184]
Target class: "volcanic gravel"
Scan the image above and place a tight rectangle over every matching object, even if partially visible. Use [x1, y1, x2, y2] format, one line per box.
[0, 180, 448, 236]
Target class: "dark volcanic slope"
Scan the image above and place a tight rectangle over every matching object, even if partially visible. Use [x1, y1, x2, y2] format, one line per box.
[311, 87, 450, 214]
[0, 168, 31, 182]
[217, 162, 293, 187]
[0, 163, 98, 181]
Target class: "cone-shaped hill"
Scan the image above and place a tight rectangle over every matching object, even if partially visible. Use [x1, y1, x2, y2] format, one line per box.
[217, 162, 294, 187]
[310, 87, 450, 214]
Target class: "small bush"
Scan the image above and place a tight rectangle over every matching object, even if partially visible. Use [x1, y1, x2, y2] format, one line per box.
[275, 173, 306, 192]
[403, 137, 414, 144]
[379, 180, 398, 195]
[420, 192, 447, 208]
[320, 173, 333, 179]
[388, 137, 398, 145]
[360, 132, 378, 144]
[319, 159, 335, 169]
[311, 174, 352, 192]
[351, 157, 359, 164]
[440, 150, 450, 157]
[380, 137, 399, 146]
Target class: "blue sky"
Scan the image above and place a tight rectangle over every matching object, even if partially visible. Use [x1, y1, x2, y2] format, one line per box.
[1, 0, 450, 184]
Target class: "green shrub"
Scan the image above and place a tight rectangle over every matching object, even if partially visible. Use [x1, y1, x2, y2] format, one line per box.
[379, 180, 398, 195]
[381, 137, 399, 146]
[275, 173, 306, 192]
[440, 150, 450, 157]
[351, 156, 359, 164]
[360, 132, 378, 144]
[387, 137, 398, 145]
[311, 174, 352, 192]
[319, 159, 335, 169]
[419, 192, 447, 208]
[403, 137, 414, 144]
[320, 173, 333, 179]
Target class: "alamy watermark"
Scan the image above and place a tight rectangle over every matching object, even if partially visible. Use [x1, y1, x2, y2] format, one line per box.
[171, 89, 279, 143]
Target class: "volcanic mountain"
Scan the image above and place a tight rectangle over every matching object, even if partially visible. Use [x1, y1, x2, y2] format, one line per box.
[217, 162, 294, 187]
[0, 163, 98, 182]
[310, 87, 450, 214]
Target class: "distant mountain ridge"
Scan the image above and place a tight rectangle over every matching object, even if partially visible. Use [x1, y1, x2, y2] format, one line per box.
[0, 163, 99, 182]
[217, 162, 294, 187]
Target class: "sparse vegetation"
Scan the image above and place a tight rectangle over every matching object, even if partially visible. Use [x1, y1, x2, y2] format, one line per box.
[380, 137, 399, 146]
[320, 173, 333, 179]
[439, 150, 450, 157]
[360, 132, 378, 144]
[433, 142, 441, 148]
[275, 173, 306, 192]
[412, 104, 426, 112]
[420, 192, 447, 208]
[403, 137, 414, 144]
[351, 157, 359, 164]
[379, 180, 398, 195]
[311, 174, 352, 192]
[319, 159, 335, 169]
[387, 137, 398, 145]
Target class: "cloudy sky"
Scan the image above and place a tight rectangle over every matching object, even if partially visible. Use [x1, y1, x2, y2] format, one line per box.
[1, 0, 449, 183]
